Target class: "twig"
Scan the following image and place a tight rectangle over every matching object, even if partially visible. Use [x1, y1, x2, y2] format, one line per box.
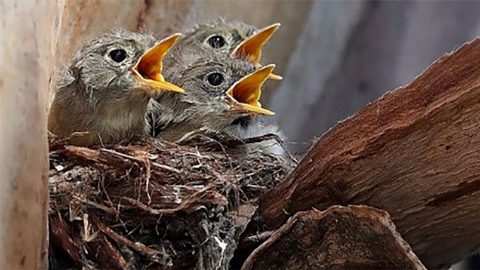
[120, 197, 178, 215]
[100, 148, 181, 174]
[90, 215, 163, 263]
[150, 161, 182, 174]
[72, 195, 118, 216]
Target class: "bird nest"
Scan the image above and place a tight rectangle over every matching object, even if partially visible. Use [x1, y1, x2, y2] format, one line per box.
[48, 135, 295, 269]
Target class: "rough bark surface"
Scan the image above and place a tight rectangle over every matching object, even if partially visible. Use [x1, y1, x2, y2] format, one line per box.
[243, 206, 425, 270]
[259, 38, 480, 268]
[0, 1, 58, 269]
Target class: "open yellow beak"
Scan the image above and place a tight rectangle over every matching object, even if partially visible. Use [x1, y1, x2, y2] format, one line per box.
[225, 64, 276, 116]
[230, 23, 282, 81]
[132, 33, 185, 94]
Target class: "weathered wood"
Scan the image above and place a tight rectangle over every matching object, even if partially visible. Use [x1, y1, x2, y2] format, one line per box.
[243, 206, 425, 270]
[0, 1, 59, 269]
[258, 38, 480, 268]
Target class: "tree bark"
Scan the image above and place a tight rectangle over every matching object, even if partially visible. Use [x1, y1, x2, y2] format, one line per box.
[258, 38, 480, 268]
[0, 1, 59, 269]
[243, 206, 425, 270]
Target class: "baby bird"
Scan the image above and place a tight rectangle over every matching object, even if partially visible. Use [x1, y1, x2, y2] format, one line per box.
[148, 56, 276, 142]
[48, 30, 184, 146]
[163, 21, 281, 80]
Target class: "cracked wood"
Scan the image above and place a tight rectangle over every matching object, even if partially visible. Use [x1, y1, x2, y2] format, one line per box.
[258, 38, 480, 268]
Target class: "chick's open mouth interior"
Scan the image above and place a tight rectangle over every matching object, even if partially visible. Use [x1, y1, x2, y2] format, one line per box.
[132, 33, 184, 93]
[226, 64, 276, 116]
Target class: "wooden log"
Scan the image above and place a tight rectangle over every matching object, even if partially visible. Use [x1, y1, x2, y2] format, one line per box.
[242, 206, 425, 270]
[258, 38, 480, 268]
[0, 1, 59, 269]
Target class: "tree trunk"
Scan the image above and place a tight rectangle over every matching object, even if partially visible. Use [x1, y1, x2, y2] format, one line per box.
[0, 1, 59, 268]
[258, 38, 480, 268]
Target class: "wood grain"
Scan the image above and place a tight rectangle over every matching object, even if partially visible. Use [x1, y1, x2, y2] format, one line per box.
[0, 1, 58, 269]
[243, 206, 425, 270]
[258, 38, 480, 268]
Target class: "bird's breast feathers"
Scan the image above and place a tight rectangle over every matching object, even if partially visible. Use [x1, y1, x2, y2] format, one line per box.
[97, 110, 142, 133]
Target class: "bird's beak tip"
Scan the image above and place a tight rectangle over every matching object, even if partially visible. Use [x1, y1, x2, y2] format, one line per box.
[269, 74, 283, 81]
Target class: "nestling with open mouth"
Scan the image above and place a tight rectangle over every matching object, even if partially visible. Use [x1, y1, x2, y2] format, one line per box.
[163, 21, 282, 81]
[48, 30, 185, 146]
[148, 55, 276, 142]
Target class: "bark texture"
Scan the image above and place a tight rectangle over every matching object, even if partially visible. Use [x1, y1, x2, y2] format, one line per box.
[243, 206, 425, 270]
[0, 0, 59, 269]
[259, 38, 480, 268]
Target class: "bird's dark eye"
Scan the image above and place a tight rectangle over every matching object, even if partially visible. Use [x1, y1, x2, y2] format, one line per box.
[207, 72, 224, 86]
[109, 49, 127, 63]
[207, 35, 226, 49]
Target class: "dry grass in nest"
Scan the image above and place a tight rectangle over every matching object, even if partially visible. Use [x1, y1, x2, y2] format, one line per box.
[48, 134, 295, 270]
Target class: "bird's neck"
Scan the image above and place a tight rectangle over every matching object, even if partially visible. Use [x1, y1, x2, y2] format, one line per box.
[158, 105, 254, 141]
[95, 94, 149, 134]
[150, 97, 205, 140]
[48, 85, 150, 145]
[150, 94, 260, 141]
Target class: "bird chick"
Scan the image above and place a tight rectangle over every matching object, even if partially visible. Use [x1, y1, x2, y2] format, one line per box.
[163, 21, 282, 80]
[148, 56, 276, 142]
[48, 30, 184, 146]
